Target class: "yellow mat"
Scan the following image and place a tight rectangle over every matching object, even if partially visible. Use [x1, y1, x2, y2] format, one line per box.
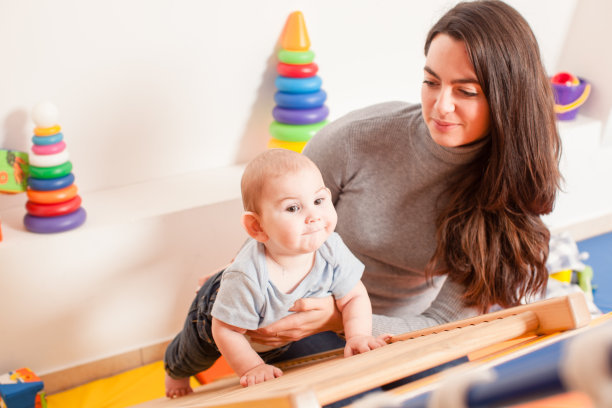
[46, 361, 198, 408]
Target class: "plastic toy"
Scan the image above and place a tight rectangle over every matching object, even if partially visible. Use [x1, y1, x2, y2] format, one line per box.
[550, 71, 591, 120]
[28, 150, 70, 168]
[267, 11, 330, 153]
[274, 89, 327, 109]
[29, 161, 73, 179]
[24, 102, 86, 234]
[31, 140, 66, 155]
[31, 133, 63, 146]
[0, 368, 46, 408]
[27, 173, 75, 191]
[273, 105, 329, 124]
[0, 150, 29, 193]
[26, 195, 82, 217]
[280, 8, 310, 51]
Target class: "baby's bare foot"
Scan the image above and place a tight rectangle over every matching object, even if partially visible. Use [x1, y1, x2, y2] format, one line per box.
[165, 374, 193, 398]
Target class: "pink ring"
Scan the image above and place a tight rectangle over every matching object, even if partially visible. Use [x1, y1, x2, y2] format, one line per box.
[31, 141, 67, 155]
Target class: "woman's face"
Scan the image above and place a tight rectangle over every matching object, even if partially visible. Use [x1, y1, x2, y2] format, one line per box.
[421, 34, 491, 147]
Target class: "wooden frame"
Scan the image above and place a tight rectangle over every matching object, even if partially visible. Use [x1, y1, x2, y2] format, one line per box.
[135, 293, 590, 408]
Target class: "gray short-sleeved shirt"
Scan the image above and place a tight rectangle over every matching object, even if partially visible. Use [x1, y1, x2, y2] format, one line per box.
[211, 232, 364, 330]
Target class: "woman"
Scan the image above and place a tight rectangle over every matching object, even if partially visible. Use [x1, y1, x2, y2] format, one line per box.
[250, 0, 561, 355]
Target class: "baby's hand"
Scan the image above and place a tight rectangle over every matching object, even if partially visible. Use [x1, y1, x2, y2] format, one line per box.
[344, 334, 388, 357]
[239, 363, 283, 387]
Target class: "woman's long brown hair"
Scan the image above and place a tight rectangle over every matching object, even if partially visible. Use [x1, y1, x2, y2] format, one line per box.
[424, 1, 562, 313]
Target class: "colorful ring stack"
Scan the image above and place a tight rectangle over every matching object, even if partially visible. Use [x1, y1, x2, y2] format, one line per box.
[268, 11, 329, 153]
[23, 102, 87, 233]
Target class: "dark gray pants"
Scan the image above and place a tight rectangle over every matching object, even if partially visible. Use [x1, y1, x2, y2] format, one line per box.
[164, 271, 289, 378]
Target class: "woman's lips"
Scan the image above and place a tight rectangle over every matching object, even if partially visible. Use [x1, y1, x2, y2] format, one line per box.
[432, 118, 458, 132]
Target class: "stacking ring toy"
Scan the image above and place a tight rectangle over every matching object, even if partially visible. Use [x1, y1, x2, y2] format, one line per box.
[277, 62, 318, 78]
[29, 161, 73, 179]
[273, 106, 329, 125]
[28, 150, 70, 168]
[26, 195, 82, 217]
[269, 120, 328, 142]
[27, 184, 78, 204]
[32, 141, 66, 155]
[24, 207, 86, 233]
[32, 133, 63, 146]
[278, 49, 315, 65]
[267, 138, 307, 153]
[274, 90, 327, 109]
[34, 125, 61, 136]
[275, 76, 322, 94]
[28, 173, 75, 191]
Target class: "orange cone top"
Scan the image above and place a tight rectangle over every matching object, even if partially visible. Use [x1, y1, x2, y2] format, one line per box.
[281, 11, 310, 51]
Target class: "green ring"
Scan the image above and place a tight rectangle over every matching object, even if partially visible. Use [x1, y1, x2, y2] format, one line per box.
[269, 120, 328, 142]
[29, 161, 73, 179]
[277, 49, 315, 65]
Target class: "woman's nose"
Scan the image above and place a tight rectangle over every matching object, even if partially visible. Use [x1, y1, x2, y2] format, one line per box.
[435, 88, 455, 114]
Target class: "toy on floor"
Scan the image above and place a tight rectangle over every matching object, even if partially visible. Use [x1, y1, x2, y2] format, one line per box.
[0, 368, 46, 408]
[0, 150, 29, 194]
[268, 11, 329, 153]
[23, 102, 87, 234]
[550, 71, 591, 120]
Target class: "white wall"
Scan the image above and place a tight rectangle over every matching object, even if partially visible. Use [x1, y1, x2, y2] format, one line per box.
[0, 0, 585, 376]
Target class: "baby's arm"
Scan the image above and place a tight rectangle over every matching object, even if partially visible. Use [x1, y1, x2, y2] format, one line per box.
[335, 281, 388, 357]
[211, 317, 282, 386]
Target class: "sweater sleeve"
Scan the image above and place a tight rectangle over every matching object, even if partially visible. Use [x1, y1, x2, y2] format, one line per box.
[371, 279, 479, 336]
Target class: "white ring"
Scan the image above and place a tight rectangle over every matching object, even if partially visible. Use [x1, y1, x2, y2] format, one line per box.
[28, 150, 70, 167]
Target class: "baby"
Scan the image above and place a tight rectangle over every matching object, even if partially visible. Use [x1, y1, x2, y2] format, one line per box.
[164, 149, 386, 398]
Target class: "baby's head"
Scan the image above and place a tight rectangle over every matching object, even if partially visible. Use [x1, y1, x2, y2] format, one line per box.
[240, 149, 337, 254]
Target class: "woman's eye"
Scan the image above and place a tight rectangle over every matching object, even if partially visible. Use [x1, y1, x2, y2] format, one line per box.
[460, 89, 478, 97]
[423, 80, 437, 87]
[286, 205, 300, 213]
[314, 198, 323, 205]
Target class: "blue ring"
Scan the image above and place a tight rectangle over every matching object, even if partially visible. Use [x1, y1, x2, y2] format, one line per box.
[273, 106, 329, 125]
[32, 133, 64, 146]
[274, 90, 327, 109]
[28, 173, 75, 191]
[275, 76, 322, 94]
[24, 207, 87, 234]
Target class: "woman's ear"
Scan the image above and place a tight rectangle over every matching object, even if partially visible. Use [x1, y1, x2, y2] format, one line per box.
[241, 212, 269, 242]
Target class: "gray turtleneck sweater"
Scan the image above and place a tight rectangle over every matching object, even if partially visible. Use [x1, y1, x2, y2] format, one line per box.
[304, 102, 486, 336]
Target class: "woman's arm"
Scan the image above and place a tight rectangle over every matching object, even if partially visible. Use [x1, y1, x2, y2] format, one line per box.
[372, 278, 479, 336]
[246, 296, 342, 345]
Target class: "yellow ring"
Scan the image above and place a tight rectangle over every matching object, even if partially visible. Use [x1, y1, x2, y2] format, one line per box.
[34, 125, 62, 136]
[554, 84, 591, 113]
[267, 138, 307, 153]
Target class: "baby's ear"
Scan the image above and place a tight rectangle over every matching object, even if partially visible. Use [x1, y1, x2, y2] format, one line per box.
[241, 212, 268, 242]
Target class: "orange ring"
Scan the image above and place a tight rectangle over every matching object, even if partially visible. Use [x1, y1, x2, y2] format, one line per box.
[27, 184, 78, 204]
[34, 125, 62, 136]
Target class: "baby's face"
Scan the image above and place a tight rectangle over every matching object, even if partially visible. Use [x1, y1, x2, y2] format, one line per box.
[258, 166, 337, 256]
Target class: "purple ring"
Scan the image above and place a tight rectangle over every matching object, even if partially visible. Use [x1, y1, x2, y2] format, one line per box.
[272, 106, 329, 125]
[24, 207, 87, 233]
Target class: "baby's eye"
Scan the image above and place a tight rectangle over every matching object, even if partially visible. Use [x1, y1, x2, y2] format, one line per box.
[286, 205, 300, 213]
[314, 198, 324, 205]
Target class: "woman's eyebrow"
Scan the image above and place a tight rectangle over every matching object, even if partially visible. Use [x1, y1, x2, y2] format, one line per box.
[424, 66, 479, 85]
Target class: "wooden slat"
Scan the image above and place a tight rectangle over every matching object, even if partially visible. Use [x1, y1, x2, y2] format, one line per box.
[392, 292, 590, 342]
[135, 294, 590, 408]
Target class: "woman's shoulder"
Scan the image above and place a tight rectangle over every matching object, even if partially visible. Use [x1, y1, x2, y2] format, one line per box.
[333, 101, 422, 129]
